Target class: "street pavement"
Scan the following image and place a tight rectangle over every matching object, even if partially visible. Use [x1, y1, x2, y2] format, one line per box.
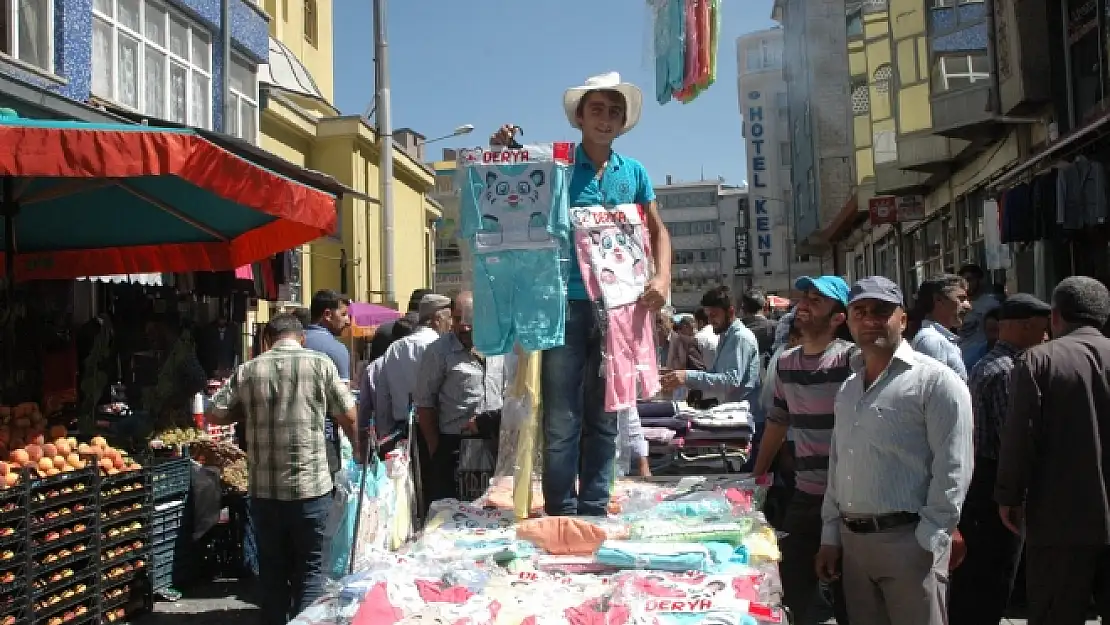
[134, 579, 258, 625]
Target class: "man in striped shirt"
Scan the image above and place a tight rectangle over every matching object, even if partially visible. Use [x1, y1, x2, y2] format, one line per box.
[209, 313, 358, 625]
[752, 275, 853, 625]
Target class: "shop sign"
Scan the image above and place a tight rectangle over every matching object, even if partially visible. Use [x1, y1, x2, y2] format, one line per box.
[868, 195, 926, 224]
[734, 227, 752, 276]
[746, 89, 780, 273]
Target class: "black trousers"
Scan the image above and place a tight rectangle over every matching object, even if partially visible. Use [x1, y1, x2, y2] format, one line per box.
[416, 431, 461, 515]
[949, 457, 1024, 625]
[778, 492, 850, 625]
[1026, 545, 1110, 625]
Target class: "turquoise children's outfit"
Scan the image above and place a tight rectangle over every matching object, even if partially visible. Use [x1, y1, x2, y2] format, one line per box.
[652, 0, 687, 104]
[458, 144, 573, 356]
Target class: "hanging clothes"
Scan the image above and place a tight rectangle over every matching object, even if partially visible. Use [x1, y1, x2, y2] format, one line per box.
[652, 0, 687, 105]
[571, 204, 661, 411]
[652, 0, 720, 105]
[1057, 156, 1109, 230]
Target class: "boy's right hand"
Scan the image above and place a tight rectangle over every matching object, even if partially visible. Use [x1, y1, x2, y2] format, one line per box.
[489, 124, 522, 147]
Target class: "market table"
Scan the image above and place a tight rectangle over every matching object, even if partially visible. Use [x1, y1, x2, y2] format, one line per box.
[286, 474, 785, 625]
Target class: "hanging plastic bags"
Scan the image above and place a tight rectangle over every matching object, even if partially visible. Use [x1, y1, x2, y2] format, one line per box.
[322, 459, 394, 579]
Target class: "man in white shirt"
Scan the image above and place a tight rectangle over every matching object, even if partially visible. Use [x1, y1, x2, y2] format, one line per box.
[372, 294, 453, 437]
[693, 307, 719, 369]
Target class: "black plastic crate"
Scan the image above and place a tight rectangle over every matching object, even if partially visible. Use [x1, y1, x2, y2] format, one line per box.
[148, 458, 190, 502]
[149, 500, 185, 547]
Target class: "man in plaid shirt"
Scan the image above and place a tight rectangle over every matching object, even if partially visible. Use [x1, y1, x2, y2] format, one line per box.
[948, 293, 1049, 625]
[209, 313, 357, 625]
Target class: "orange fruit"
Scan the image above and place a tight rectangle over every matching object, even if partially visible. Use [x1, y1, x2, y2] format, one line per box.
[3, 474, 16, 488]
[90, 436, 107, 449]
[41, 443, 56, 458]
[25, 445, 42, 462]
[52, 457, 66, 471]
[37, 458, 52, 473]
[9, 450, 27, 466]
[98, 458, 113, 473]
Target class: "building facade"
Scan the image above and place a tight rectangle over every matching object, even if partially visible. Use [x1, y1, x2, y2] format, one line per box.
[428, 148, 470, 296]
[0, 0, 266, 126]
[772, 0, 855, 284]
[737, 27, 822, 294]
[771, 0, 1109, 305]
[258, 0, 438, 309]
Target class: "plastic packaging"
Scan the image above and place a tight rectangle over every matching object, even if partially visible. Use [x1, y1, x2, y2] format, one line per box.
[322, 459, 394, 579]
[455, 144, 575, 357]
[571, 203, 661, 413]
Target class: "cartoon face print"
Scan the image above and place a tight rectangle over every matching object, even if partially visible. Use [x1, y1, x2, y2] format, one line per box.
[485, 168, 545, 212]
[588, 227, 635, 265]
[601, 268, 616, 284]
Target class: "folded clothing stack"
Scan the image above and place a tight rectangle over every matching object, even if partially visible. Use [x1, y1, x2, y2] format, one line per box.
[690, 402, 752, 431]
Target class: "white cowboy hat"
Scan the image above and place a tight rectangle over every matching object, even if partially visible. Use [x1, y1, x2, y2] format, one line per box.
[563, 72, 643, 136]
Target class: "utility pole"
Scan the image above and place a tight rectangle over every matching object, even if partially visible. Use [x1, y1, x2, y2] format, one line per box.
[373, 0, 396, 305]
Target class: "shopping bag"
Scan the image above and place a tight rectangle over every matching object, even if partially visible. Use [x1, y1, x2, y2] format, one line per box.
[322, 459, 393, 579]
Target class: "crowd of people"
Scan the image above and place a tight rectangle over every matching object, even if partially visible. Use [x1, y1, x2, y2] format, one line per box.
[190, 68, 1110, 625]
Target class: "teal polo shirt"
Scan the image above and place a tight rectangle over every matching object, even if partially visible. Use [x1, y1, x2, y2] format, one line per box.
[566, 145, 656, 300]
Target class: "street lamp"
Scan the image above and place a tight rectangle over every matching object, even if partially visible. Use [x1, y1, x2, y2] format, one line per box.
[423, 124, 474, 145]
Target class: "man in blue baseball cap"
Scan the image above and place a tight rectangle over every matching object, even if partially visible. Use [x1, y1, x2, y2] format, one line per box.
[751, 275, 853, 624]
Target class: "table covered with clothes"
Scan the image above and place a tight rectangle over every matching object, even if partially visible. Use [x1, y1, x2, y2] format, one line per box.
[287, 476, 785, 625]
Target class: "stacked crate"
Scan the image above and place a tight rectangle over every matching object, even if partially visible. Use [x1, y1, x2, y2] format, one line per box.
[0, 478, 27, 625]
[28, 467, 98, 625]
[96, 469, 151, 624]
[147, 457, 191, 593]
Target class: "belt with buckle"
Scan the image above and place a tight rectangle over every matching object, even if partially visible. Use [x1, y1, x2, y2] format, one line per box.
[841, 512, 920, 534]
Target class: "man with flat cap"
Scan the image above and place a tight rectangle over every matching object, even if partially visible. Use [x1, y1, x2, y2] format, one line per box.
[816, 276, 973, 625]
[996, 276, 1110, 625]
[949, 293, 1050, 625]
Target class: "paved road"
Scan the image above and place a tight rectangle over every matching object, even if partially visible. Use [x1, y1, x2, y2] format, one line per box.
[134, 579, 258, 625]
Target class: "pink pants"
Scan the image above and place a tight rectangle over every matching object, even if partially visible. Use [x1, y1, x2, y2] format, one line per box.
[604, 302, 660, 411]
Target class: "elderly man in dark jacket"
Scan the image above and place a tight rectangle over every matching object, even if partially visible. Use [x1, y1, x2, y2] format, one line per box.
[996, 276, 1110, 625]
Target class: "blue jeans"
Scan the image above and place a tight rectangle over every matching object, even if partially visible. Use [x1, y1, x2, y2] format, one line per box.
[541, 299, 618, 516]
[252, 494, 330, 625]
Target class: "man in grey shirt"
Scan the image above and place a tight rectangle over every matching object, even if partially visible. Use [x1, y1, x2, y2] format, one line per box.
[817, 276, 973, 625]
[909, 275, 972, 381]
[414, 291, 507, 508]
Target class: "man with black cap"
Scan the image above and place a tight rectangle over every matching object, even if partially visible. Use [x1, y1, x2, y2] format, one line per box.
[816, 276, 973, 625]
[373, 293, 453, 441]
[996, 276, 1110, 625]
[949, 293, 1050, 625]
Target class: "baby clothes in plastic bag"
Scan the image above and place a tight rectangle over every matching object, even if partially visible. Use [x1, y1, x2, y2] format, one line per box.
[595, 541, 713, 572]
[611, 570, 785, 624]
[571, 204, 660, 411]
[458, 144, 574, 355]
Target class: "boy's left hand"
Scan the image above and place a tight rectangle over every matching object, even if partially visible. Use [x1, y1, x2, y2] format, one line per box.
[640, 277, 670, 310]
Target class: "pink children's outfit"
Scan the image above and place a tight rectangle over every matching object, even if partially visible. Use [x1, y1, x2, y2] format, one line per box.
[571, 204, 661, 412]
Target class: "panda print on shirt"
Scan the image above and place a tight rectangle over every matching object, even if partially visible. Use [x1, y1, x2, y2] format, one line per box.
[572, 205, 652, 309]
[474, 166, 555, 250]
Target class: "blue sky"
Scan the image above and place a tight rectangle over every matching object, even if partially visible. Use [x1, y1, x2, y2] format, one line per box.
[332, 0, 777, 186]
